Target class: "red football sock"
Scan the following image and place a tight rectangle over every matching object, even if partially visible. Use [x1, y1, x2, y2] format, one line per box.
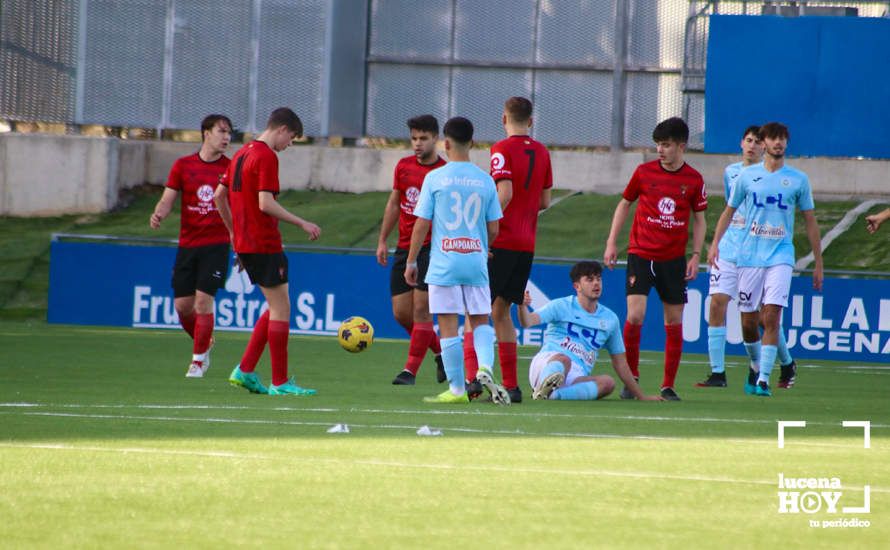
[623, 321, 642, 378]
[663, 323, 683, 389]
[429, 332, 441, 355]
[268, 320, 290, 386]
[239, 310, 269, 373]
[498, 341, 518, 389]
[179, 311, 196, 339]
[405, 322, 435, 375]
[193, 313, 214, 355]
[463, 331, 478, 382]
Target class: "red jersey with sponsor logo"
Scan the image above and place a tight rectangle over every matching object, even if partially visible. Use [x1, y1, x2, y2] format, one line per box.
[222, 140, 283, 254]
[622, 160, 707, 261]
[394, 154, 446, 249]
[166, 153, 231, 248]
[489, 135, 553, 252]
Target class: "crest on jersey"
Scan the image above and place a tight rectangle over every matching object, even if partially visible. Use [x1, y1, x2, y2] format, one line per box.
[197, 184, 214, 203]
[782, 179, 790, 187]
[491, 152, 506, 170]
[657, 197, 676, 215]
[406, 186, 420, 205]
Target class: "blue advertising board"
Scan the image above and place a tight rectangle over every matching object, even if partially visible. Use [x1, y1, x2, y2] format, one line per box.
[48, 241, 890, 363]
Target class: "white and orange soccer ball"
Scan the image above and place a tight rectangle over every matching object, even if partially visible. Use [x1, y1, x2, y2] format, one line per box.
[337, 316, 374, 353]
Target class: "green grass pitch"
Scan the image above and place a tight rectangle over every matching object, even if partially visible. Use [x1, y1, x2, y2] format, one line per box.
[0, 321, 886, 548]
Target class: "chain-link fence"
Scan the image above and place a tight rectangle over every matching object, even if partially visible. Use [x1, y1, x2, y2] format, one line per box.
[2, 0, 888, 147]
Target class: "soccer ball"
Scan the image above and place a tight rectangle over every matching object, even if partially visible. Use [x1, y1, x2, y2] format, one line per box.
[338, 316, 374, 353]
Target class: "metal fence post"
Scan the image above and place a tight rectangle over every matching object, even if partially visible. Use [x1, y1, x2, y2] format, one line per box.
[611, 0, 629, 150]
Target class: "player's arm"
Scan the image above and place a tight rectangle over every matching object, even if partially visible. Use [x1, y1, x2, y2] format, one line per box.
[866, 207, 890, 234]
[487, 219, 499, 245]
[707, 206, 737, 268]
[604, 198, 632, 269]
[517, 290, 542, 328]
[610, 353, 664, 401]
[803, 209, 823, 292]
[149, 188, 179, 229]
[496, 179, 513, 211]
[404, 217, 430, 287]
[258, 191, 320, 240]
[213, 184, 234, 239]
[376, 189, 400, 266]
[686, 209, 706, 281]
[539, 188, 551, 210]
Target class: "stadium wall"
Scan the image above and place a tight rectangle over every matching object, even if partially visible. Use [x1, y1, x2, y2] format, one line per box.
[2, 134, 889, 216]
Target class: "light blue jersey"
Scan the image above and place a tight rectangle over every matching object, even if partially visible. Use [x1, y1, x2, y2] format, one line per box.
[413, 161, 502, 286]
[717, 161, 751, 263]
[729, 163, 814, 267]
[537, 296, 625, 375]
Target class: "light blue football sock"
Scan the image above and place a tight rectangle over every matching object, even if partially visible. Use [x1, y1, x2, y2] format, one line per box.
[707, 326, 727, 373]
[758, 345, 778, 384]
[551, 381, 599, 401]
[744, 340, 761, 371]
[440, 336, 466, 395]
[472, 324, 496, 371]
[541, 361, 565, 382]
[776, 327, 793, 366]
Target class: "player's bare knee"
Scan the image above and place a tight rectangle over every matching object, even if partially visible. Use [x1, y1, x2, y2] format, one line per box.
[598, 376, 615, 397]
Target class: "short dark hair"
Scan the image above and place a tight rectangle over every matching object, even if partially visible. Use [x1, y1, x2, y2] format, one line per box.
[570, 260, 603, 283]
[266, 107, 303, 136]
[742, 125, 761, 140]
[407, 114, 439, 135]
[504, 96, 533, 123]
[758, 122, 789, 141]
[443, 116, 473, 144]
[652, 117, 689, 144]
[200, 114, 232, 140]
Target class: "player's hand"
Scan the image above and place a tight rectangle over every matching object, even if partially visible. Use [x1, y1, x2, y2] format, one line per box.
[149, 212, 162, 229]
[522, 290, 532, 307]
[376, 242, 388, 266]
[404, 263, 418, 287]
[865, 214, 883, 234]
[603, 242, 618, 269]
[640, 394, 666, 401]
[685, 256, 699, 281]
[300, 221, 321, 240]
[812, 264, 824, 292]
[707, 244, 719, 270]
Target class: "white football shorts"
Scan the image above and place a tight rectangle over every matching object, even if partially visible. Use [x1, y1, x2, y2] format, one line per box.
[528, 350, 586, 389]
[428, 284, 492, 315]
[708, 257, 739, 298]
[737, 264, 793, 313]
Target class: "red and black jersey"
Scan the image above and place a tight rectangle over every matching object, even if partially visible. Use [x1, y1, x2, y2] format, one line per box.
[489, 135, 553, 252]
[393, 155, 446, 250]
[165, 153, 230, 248]
[221, 141, 282, 254]
[622, 160, 707, 261]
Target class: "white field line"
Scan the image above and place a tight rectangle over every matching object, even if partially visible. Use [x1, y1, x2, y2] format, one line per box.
[795, 199, 887, 270]
[538, 191, 581, 217]
[1, 402, 887, 429]
[0, 441, 883, 493]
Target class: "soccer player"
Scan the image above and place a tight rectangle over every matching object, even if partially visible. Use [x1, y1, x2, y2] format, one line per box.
[150, 114, 232, 378]
[603, 117, 707, 401]
[404, 116, 508, 405]
[214, 107, 321, 396]
[709, 122, 823, 397]
[376, 115, 446, 386]
[464, 96, 552, 403]
[699, 126, 797, 389]
[866, 207, 890, 233]
[518, 261, 663, 402]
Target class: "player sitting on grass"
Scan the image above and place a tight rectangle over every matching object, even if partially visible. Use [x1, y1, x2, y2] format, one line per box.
[518, 261, 663, 401]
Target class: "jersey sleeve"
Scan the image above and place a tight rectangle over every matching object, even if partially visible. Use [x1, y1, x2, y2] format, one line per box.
[728, 174, 748, 209]
[165, 158, 184, 191]
[490, 143, 512, 182]
[621, 167, 642, 202]
[604, 314, 626, 355]
[257, 149, 280, 194]
[412, 174, 434, 220]
[392, 160, 402, 191]
[722, 168, 732, 205]
[692, 174, 708, 212]
[485, 176, 504, 221]
[535, 298, 566, 325]
[798, 174, 815, 211]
